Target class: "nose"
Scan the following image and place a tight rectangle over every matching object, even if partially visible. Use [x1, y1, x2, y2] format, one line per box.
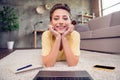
[58, 19, 64, 25]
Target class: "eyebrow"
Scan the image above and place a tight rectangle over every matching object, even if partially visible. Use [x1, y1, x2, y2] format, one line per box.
[53, 15, 59, 18]
[63, 15, 68, 17]
[54, 15, 68, 17]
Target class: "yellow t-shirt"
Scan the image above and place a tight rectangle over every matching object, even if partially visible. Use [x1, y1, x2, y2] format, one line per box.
[41, 30, 80, 61]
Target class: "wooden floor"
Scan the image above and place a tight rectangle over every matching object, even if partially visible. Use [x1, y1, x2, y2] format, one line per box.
[0, 48, 14, 59]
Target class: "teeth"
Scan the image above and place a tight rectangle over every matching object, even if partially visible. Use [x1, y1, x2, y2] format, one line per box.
[59, 26, 63, 27]
[57, 26, 66, 29]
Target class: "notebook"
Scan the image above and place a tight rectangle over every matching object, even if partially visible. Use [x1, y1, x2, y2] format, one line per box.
[6, 50, 43, 74]
[9, 63, 43, 73]
[33, 71, 93, 80]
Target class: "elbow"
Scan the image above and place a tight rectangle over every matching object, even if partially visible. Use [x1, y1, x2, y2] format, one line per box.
[42, 59, 55, 67]
[68, 61, 78, 66]
[44, 63, 55, 67]
[68, 57, 79, 66]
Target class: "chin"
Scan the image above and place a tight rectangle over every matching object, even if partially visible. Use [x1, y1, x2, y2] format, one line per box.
[58, 31, 65, 34]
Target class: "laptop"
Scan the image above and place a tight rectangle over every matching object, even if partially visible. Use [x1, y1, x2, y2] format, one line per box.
[33, 71, 93, 80]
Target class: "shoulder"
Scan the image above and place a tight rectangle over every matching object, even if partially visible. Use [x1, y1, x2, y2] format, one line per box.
[42, 30, 53, 40]
[71, 30, 80, 36]
[42, 30, 51, 35]
[42, 30, 52, 37]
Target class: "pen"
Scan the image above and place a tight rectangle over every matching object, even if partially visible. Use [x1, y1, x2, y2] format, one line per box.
[17, 64, 32, 71]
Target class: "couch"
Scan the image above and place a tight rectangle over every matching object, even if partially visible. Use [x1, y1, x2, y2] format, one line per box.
[75, 11, 120, 54]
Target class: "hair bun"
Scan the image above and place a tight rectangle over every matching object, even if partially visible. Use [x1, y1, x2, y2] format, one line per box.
[64, 4, 68, 7]
[64, 4, 70, 12]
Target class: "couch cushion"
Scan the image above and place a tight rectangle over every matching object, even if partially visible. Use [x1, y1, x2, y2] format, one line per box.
[74, 24, 89, 32]
[92, 25, 120, 38]
[88, 14, 112, 30]
[80, 31, 92, 39]
[110, 11, 120, 26]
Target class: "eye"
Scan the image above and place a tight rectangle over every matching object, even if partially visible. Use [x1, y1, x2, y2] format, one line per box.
[63, 18, 68, 20]
[53, 18, 59, 20]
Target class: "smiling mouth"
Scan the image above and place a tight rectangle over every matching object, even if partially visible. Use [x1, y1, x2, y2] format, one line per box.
[55, 26, 67, 33]
[57, 26, 66, 29]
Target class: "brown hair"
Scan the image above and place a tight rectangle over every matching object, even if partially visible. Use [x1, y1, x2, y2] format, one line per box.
[71, 20, 77, 25]
[50, 3, 71, 21]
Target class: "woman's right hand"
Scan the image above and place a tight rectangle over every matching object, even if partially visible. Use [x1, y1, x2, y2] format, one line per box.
[49, 25, 61, 38]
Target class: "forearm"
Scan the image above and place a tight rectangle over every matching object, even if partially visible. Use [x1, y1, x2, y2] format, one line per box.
[62, 37, 79, 66]
[43, 37, 61, 67]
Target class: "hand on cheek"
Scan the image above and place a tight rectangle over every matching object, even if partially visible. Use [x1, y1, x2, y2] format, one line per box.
[69, 24, 74, 33]
[62, 24, 74, 37]
[49, 24, 61, 38]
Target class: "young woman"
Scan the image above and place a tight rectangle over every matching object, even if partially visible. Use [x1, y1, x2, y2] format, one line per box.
[42, 3, 80, 67]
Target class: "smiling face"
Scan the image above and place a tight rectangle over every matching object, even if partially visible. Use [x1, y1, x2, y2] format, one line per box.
[50, 9, 71, 34]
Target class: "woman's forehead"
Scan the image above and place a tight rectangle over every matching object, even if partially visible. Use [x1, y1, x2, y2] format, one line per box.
[52, 9, 70, 16]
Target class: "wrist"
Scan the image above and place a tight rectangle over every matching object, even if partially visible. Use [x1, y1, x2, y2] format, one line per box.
[62, 35, 67, 40]
[56, 35, 61, 40]
[61, 33, 66, 38]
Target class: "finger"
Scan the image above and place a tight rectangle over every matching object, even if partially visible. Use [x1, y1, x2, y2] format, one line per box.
[67, 24, 72, 32]
[54, 25, 57, 31]
[70, 24, 74, 33]
[65, 27, 71, 34]
[49, 25, 54, 32]
[49, 25, 59, 34]
[48, 25, 52, 29]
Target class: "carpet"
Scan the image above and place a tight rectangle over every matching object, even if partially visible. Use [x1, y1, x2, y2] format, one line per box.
[0, 49, 120, 80]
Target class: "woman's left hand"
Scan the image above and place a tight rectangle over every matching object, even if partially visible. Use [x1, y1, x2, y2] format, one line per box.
[62, 24, 74, 37]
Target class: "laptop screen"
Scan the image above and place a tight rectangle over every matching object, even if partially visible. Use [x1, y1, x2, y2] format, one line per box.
[33, 71, 93, 80]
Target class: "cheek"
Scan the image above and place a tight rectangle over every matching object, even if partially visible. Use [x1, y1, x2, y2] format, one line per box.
[64, 19, 71, 25]
[67, 19, 71, 24]
[51, 20, 58, 26]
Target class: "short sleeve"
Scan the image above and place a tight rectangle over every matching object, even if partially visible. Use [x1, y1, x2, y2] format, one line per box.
[41, 31, 51, 56]
[70, 31, 80, 56]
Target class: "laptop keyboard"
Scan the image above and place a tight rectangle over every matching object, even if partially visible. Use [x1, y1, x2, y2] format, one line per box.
[36, 77, 92, 80]
[34, 71, 93, 80]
